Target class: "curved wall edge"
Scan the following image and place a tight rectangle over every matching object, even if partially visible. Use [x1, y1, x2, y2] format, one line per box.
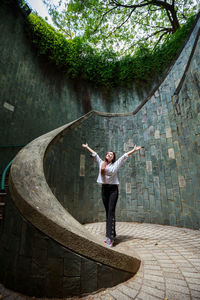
[0, 188, 138, 297]
[8, 113, 140, 274]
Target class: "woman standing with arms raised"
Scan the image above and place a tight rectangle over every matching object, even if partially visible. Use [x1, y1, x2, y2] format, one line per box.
[82, 143, 142, 247]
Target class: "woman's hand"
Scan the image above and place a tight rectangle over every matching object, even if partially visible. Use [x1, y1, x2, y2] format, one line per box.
[133, 145, 142, 152]
[82, 143, 88, 148]
[82, 143, 95, 154]
[127, 145, 142, 156]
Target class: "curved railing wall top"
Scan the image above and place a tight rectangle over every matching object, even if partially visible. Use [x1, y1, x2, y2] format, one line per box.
[0, 115, 140, 297]
[9, 114, 140, 273]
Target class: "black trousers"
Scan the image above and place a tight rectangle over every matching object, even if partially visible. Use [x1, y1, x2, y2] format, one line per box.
[101, 184, 119, 240]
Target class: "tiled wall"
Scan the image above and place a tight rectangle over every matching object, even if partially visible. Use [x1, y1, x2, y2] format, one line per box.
[45, 18, 200, 229]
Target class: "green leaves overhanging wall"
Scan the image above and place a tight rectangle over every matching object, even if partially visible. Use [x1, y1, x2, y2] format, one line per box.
[26, 13, 196, 88]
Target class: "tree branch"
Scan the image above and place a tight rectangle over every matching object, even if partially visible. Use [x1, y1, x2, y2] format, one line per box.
[146, 27, 172, 39]
[92, 6, 117, 34]
[132, 17, 165, 29]
[107, 7, 136, 37]
[148, 6, 162, 12]
[153, 31, 169, 48]
[181, 13, 187, 20]
[114, 8, 136, 31]
[110, 0, 174, 11]
[110, 0, 155, 9]
[109, 0, 180, 32]
[166, 7, 173, 25]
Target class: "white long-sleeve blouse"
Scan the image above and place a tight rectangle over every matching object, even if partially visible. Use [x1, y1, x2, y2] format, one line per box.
[92, 152, 129, 185]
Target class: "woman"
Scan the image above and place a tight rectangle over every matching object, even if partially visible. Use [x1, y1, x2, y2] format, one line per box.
[82, 143, 142, 247]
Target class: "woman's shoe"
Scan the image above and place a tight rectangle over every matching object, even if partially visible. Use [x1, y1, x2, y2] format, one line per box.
[104, 237, 109, 243]
[106, 238, 114, 247]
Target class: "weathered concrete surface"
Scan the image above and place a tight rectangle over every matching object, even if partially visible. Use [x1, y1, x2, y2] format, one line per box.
[0, 192, 136, 297]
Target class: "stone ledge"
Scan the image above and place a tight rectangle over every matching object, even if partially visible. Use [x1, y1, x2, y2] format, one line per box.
[9, 112, 140, 274]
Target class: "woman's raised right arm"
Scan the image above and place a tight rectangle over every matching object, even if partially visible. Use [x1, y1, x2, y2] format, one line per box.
[82, 143, 95, 154]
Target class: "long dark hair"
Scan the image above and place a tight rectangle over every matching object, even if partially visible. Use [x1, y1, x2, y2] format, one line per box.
[105, 151, 116, 164]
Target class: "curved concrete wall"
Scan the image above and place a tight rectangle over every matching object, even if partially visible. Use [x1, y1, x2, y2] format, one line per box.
[44, 17, 200, 229]
[0, 190, 136, 297]
[0, 116, 140, 297]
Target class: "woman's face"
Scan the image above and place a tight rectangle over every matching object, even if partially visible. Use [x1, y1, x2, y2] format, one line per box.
[105, 152, 114, 163]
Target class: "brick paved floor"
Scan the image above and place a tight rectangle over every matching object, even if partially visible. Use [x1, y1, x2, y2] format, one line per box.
[0, 222, 200, 300]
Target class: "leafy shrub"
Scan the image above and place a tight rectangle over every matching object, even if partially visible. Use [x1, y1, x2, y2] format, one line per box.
[26, 13, 196, 87]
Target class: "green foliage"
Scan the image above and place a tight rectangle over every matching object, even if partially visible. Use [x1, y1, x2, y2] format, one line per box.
[26, 13, 196, 87]
[153, 15, 196, 72]
[43, 0, 198, 55]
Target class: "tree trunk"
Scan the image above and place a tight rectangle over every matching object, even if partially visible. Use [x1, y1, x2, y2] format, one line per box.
[170, 8, 180, 32]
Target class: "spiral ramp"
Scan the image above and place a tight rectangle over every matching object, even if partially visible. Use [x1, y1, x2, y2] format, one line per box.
[0, 12, 200, 300]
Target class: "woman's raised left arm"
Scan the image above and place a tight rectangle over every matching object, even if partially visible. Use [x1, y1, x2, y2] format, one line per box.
[82, 143, 95, 154]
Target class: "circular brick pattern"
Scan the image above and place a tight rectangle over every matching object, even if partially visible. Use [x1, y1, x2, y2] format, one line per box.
[0, 222, 200, 299]
[83, 222, 200, 300]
